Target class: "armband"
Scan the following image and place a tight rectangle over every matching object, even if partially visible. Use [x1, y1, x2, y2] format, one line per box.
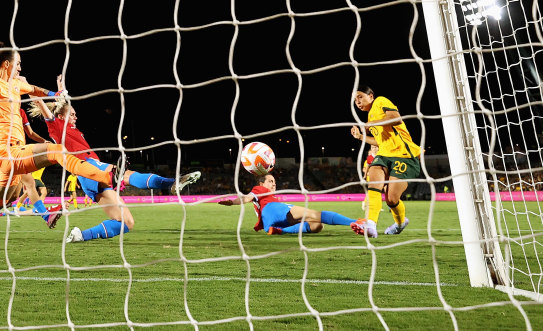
[47, 90, 65, 97]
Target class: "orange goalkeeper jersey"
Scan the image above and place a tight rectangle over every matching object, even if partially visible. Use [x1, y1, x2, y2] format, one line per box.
[0, 78, 33, 147]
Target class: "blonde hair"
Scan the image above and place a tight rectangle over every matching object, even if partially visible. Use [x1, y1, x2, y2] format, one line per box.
[28, 99, 69, 119]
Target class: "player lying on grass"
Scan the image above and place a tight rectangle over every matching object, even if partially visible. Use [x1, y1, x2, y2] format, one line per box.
[219, 174, 357, 234]
[28, 75, 201, 243]
[350, 84, 421, 238]
[0, 44, 120, 228]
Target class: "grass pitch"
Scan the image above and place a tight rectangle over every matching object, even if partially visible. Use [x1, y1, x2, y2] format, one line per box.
[0, 200, 541, 330]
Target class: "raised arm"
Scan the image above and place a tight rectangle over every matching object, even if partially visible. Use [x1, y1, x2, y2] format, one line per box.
[19, 76, 55, 120]
[25, 74, 65, 98]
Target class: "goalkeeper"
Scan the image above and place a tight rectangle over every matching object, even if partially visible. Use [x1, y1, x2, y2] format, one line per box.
[219, 174, 356, 235]
[27, 75, 201, 243]
[350, 84, 421, 238]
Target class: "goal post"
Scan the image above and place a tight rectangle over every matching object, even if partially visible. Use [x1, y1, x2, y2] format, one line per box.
[421, 0, 507, 287]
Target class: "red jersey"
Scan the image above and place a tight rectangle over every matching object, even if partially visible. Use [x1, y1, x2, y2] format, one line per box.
[45, 117, 99, 161]
[250, 185, 280, 232]
[366, 154, 375, 165]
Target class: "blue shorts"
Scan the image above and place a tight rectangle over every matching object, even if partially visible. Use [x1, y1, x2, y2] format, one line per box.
[261, 202, 293, 232]
[77, 158, 113, 202]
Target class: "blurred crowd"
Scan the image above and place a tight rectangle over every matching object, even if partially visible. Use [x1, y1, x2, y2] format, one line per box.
[36, 151, 541, 199]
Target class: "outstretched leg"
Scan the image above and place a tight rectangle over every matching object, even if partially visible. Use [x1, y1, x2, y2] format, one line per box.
[66, 190, 134, 243]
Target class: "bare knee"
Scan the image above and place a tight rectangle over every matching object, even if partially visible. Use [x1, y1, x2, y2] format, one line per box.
[114, 209, 135, 230]
[309, 222, 323, 233]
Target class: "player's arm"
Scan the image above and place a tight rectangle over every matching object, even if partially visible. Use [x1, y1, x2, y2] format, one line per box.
[21, 75, 63, 98]
[351, 126, 378, 146]
[367, 109, 403, 127]
[218, 194, 254, 206]
[23, 124, 49, 143]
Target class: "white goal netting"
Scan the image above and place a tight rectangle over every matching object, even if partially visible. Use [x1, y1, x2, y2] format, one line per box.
[1, 0, 542, 330]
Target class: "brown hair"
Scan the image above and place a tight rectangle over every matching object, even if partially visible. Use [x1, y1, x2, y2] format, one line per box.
[0, 41, 16, 66]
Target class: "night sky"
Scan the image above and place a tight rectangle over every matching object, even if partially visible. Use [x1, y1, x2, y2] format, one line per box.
[1, 0, 446, 166]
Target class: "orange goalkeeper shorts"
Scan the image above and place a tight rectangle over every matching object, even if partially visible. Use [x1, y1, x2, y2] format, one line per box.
[0, 144, 38, 187]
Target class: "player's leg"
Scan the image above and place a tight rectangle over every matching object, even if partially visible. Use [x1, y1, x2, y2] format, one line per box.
[123, 169, 201, 193]
[261, 202, 299, 234]
[274, 206, 321, 234]
[0, 179, 22, 215]
[385, 179, 408, 222]
[20, 174, 63, 227]
[67, 176, 133, 243]
[350, 165, 386, 238]
[289, 206, 356, 228]
[384, 157, 420, 235]
[15, 188, 27, 212]
[30, 144, 115, 188]
[71, 191, 79, 209]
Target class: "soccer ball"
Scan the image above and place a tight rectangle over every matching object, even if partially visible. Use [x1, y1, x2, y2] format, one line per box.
[241, 142, 275, 176]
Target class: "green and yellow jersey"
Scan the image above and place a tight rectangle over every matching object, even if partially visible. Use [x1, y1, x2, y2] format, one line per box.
[66, 174, 78, 192]
[31, 168, 45, 181]
[367, 96, 421, 159]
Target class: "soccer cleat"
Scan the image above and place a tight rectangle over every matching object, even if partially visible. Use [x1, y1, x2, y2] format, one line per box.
[45, 204, 63, 229]
[267, 227, 283, 235]
[109, 165, 125, 191]
[170, 171, 201, 194]
[384, 218, 409, 235]
[350, 219, 378, 238]
[66, 227, 84, 243]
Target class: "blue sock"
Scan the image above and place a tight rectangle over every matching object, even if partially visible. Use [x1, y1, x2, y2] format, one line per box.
[281, 222, 311, 234]
[32, 200, 48, 222]
[321, 211, 356, 226]
[81, 220, 130, 241]
[128, 173, 175, 190]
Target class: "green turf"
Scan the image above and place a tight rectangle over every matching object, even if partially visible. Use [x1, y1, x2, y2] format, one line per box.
[0, 201, 541, 330]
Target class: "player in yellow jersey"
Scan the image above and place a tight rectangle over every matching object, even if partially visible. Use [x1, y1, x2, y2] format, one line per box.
[350, 85, 421, 238]
[15, 168, 48, 212]
[64, 173, 80, 209]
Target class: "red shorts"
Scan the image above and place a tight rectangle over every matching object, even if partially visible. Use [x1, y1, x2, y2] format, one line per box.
[0, 145, 38, 187]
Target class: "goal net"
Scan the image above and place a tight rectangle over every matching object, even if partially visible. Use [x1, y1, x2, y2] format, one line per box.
[427, 0, 543, 297]
[1, 0, 542, 330]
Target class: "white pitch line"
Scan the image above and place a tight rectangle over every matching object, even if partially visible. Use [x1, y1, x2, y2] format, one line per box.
[0, 276, 457, 287]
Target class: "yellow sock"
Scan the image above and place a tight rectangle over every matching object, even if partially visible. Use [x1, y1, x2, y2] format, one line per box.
[73, 199, 78, 209]
[367, 189, 383, 223]
[16, 202, 22, 209]
[389, 200, 406, 225]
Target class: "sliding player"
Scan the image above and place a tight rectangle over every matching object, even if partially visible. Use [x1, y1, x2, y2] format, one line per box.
[28, 75, 201, 242]
[219, 174, 356, 234]
[350, 85, 421, 237]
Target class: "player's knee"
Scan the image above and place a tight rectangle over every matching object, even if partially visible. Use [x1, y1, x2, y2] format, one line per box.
[386, 199, 399, 207]
[109, 209, 135, 229]
[310, 223, 323, 233]
[117, 217, 134, 230]
[46, 144, 65, 153]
